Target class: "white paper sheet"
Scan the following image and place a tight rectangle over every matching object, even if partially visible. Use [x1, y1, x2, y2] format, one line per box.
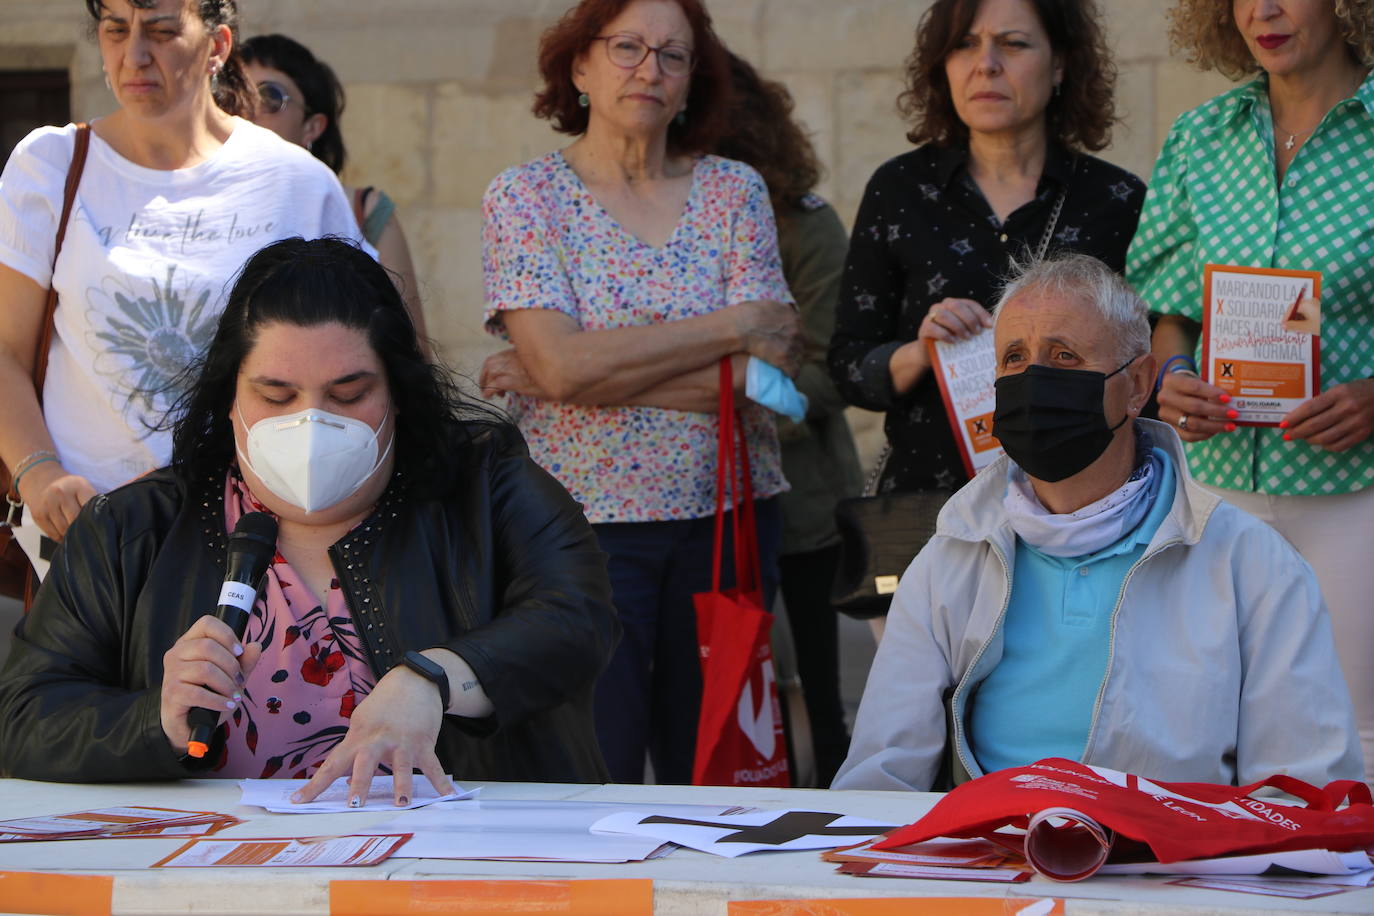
[373, 800, 746, 862]
[1168, 876, 1349, 899]
[238, 775, 476, 813]
[591, 809, 895, 858]
[1098, 848, 1374, 881]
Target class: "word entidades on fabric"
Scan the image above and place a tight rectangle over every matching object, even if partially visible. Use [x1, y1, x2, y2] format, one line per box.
[1235, 798, 1302, 832]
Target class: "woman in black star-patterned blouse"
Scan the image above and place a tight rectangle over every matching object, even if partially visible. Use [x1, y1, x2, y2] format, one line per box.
[828, 0, 1145, 495]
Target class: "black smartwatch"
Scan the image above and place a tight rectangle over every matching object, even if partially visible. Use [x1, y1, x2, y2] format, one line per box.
[400, 650, 450, 712]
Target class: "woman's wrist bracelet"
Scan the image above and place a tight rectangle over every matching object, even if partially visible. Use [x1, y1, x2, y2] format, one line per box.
[12, 455, 59, 493]
[1156, 355, 1198, 391]
[12, 448, 56, 476]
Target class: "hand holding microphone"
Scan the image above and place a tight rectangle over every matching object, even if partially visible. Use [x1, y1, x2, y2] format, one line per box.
[159, 512, 278, 759]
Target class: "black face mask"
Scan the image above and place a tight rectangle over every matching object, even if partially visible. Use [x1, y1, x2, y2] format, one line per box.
[992, 359, 1135, 483]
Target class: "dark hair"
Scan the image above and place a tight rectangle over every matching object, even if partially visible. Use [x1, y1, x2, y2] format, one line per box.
[86, 0, 256, 118]
[533, 0, 732, 155]
[897, 0, 1117, 152]
[714, 51, 822, 215]
[240, 33, 348, 174]
[169, 238, 504, 497]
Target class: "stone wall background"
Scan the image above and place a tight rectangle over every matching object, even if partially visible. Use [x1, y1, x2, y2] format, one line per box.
[1, 0, 1234, 448]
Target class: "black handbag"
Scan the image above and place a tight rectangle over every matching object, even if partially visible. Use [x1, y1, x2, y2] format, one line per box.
[829, 446, 952, 620]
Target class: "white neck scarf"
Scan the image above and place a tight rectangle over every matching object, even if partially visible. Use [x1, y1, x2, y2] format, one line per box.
[1003, 451, 1164, 558]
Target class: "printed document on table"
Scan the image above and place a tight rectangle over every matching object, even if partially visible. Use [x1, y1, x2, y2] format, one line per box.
[238, 775, 477, 813]
[927, 329, 1002, 477]
[0, 806, 232, 840]
[153, 833, 411, 867]
[591, 809, 895, 858]
[1100, 848, 1374, 883]
[373, 800, 748, 862]
[1202, 264, 1321, 426]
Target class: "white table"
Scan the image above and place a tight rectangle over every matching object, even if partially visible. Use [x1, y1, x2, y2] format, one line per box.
[1, 778, 1371, 915]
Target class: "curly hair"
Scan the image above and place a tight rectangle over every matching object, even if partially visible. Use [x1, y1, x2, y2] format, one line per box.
[713, 52, 822, 214]
[898, 0, 1117, 152]
[85, 0, 256, 117]
[533, 0, 732, 155]
[240, 34, 349, 174]
[167, 238, 507, 499]
[1167, 0, 1374, 79]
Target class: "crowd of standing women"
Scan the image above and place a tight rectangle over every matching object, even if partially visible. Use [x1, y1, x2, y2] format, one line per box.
[0, 0, 1371, 792]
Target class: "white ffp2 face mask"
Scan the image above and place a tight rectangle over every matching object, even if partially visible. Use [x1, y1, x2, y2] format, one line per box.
[236, 405, 394, 513]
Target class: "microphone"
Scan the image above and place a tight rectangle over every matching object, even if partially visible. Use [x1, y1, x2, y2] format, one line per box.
[185, 511, 279, 759]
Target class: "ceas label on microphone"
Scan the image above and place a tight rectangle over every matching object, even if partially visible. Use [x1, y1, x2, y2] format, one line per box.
[218, 582, 257, 612]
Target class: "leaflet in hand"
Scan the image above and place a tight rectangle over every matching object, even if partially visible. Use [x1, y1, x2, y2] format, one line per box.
[238, 774, 476, 813]
[927, 329, 1002, 477]
[1202, 264, 1322, 426]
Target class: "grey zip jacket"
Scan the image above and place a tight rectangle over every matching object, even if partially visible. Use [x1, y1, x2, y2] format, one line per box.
[834, 419, 1363, 791]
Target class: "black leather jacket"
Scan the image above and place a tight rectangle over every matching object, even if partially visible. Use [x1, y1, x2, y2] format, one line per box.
[0, 426, 618, 783]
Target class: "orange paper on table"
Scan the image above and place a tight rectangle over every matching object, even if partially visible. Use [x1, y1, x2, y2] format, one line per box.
[330, 878, 652, 916]
[729, 898, 1063, 915]
[0, 872, 113, 916]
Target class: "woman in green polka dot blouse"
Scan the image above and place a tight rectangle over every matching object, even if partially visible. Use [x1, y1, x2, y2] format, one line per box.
[1127, 0, 1374, 786]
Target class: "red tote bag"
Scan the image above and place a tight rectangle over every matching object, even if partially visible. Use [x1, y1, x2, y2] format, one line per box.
[691, 358, 790, 788]
[877, 758, 1374, 870]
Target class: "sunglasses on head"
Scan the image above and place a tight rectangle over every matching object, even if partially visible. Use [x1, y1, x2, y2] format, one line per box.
[255, 81, 300, 115]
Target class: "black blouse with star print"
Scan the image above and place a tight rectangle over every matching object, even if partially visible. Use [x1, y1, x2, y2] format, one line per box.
[827, 143, 1145, 492]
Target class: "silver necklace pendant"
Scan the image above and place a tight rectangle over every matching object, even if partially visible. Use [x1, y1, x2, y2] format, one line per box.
[1284, 134, 1297, 151]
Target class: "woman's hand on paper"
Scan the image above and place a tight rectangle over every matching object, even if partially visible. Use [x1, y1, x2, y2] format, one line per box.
[291, 664, 454, 808]
[17, 461, 95, 541]
[919, 298, 991, 344]
[1281, 379, 1374, 452]
[1156, 371, 1237, 443]
[160, 616, 262, 754]
[890, 298, 990, 395]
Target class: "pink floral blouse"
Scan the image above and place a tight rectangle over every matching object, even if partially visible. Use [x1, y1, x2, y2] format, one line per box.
[482, 152, 791, 523]
[214, 471, 376, 778]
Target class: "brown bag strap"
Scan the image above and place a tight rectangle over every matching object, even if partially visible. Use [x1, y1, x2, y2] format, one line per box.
[5, 124, 90, 507]
[31, 122, 92, 401]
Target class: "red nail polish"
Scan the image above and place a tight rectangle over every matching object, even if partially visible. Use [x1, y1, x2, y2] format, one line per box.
[1227, 409, 1239, 420]
[1219, 393, 1231, 403]
[1283, 434, 1291, 441]
[1225, 423, 1236, 432]
[1279, 420, 1288, 429]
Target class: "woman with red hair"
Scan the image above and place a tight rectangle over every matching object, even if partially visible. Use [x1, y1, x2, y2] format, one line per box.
[479, 0, 801, 784]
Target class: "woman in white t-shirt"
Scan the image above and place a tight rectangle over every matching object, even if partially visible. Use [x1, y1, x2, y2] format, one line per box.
[0, 0, 366, 546]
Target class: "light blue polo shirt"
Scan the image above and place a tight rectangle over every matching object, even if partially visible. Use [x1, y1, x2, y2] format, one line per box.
[969, 449, 1175, 775]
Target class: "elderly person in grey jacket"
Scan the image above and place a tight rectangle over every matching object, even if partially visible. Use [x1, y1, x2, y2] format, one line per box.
[834, 254, 1362, 792]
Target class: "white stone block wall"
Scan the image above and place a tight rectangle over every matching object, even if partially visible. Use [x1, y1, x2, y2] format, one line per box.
[0, 0, 1237, 449]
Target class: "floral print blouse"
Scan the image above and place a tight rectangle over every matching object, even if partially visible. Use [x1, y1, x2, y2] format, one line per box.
[214, 470, 375, 778]
[482, 152, 792, 523]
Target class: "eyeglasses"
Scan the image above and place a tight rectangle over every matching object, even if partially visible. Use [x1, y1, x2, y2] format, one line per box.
[256, 81, 303, 115]
[593, 34, 695, 77]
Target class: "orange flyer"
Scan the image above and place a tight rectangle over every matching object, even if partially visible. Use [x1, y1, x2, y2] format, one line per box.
[927, 329, 1003, 478]
[1201, 264, 1321, 426]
